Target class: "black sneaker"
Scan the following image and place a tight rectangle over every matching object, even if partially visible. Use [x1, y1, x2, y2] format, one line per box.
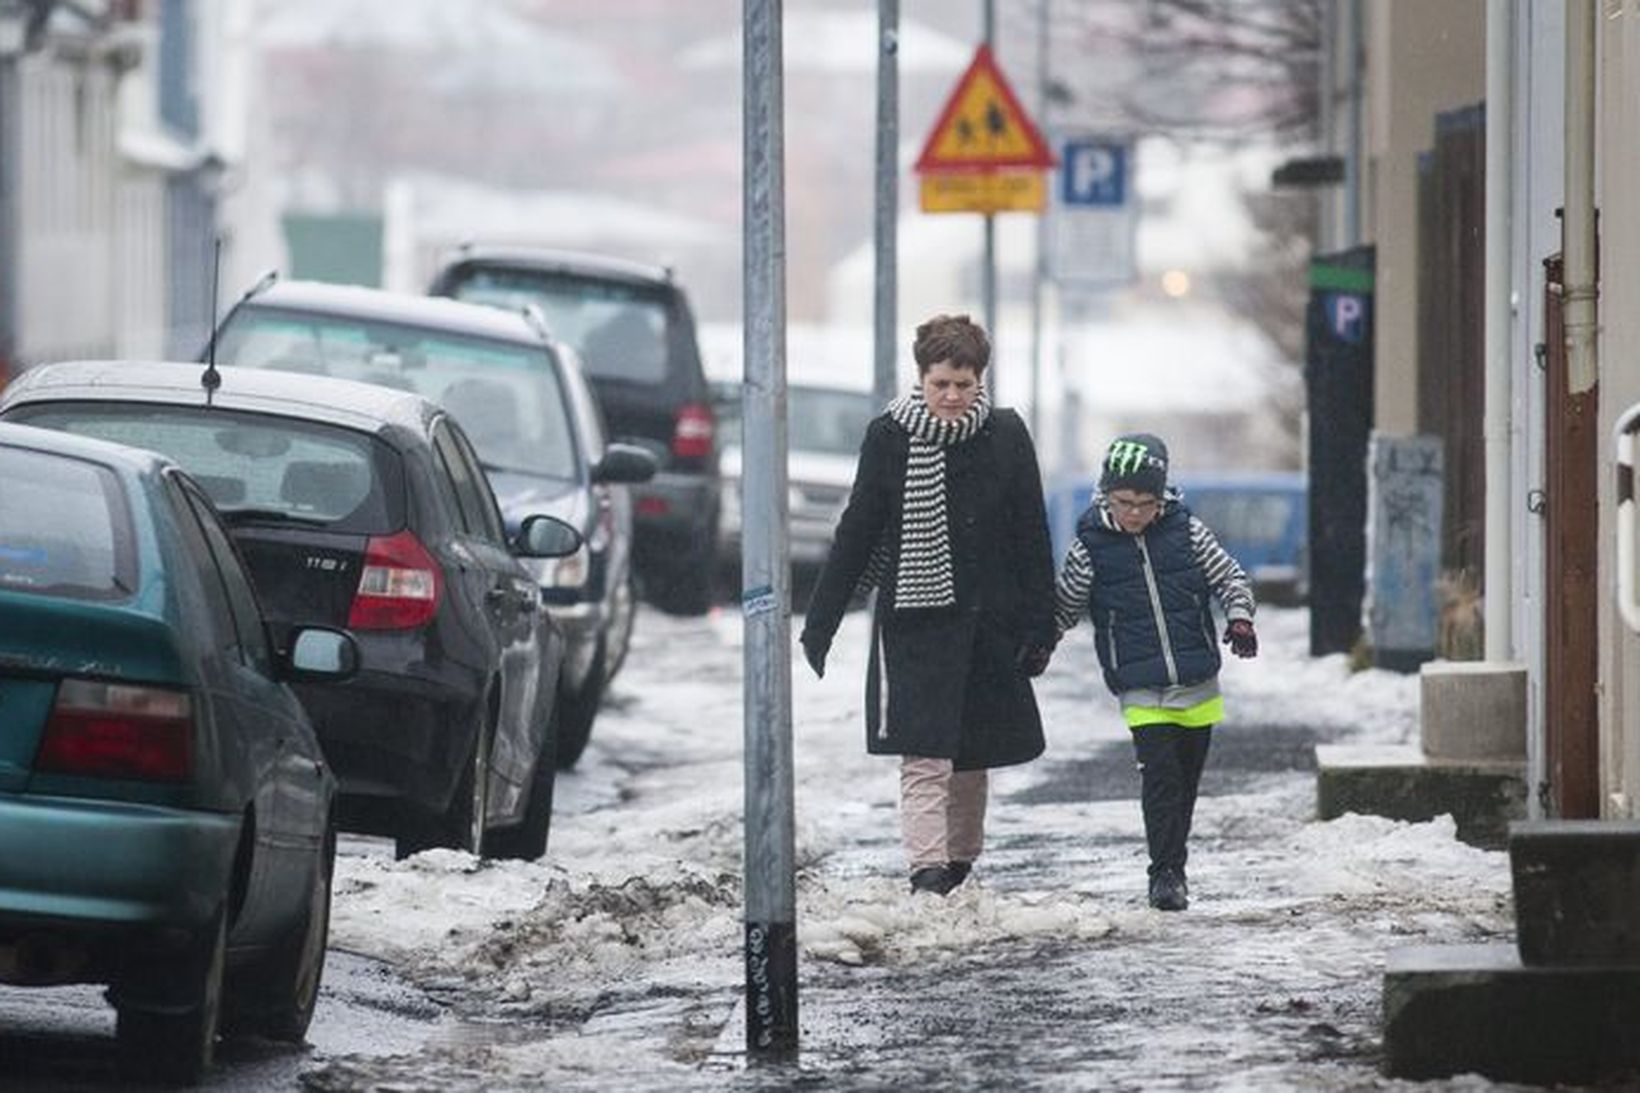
[910, 866, 953, 894]
[1148, 868, 1189, 911]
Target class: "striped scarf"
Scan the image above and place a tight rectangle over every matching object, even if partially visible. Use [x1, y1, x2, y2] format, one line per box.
[877, 386, 991, 609]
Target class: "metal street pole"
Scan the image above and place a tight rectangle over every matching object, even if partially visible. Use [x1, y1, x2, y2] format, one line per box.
[1483, 0, 1514, 660]
[981, 0, 996, 342]
[740, 0, 797, 1062]
[0, 44, 19, 382]
[1027, 0, 1048, 444]
[873, 0, 899, 409]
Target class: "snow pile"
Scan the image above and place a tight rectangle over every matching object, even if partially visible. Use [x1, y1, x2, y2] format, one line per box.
[332, 852, 743, 1011]
[801, 880, 1116, 967]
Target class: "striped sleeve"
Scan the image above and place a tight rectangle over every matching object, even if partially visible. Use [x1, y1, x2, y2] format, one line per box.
[1188, 515, 1255, 621]
[1053, 537, 1094, 640]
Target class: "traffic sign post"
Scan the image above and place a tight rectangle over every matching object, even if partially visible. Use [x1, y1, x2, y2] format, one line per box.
[1048, 131, 1136, 290]
[914, 45, 1054, 214]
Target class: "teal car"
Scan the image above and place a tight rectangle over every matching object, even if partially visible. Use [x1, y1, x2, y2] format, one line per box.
[0, 423, 357, 1083]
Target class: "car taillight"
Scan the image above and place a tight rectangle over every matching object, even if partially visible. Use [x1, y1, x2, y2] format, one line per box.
[672, 401, 715, 460]
[349, 529, 441, 630]
[36, 680, 193, 782]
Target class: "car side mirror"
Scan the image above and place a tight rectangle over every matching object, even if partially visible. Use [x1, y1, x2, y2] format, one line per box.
[515, 513, 584, 558]
[593, 442, 658, 485]
[285, 627, 359, 681]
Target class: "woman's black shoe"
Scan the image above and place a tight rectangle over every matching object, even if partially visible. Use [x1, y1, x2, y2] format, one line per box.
[945, 861, 973, 888]
[910, 866, 955, 894]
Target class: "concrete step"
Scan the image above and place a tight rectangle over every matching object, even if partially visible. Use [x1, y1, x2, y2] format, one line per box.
[1383, 942, 1640, 1083]
[1511, 819, 1640, 966]
[1314, 744, 1526, 849]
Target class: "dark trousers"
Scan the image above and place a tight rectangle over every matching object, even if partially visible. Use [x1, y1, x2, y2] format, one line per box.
[1130, 723, 1214, 877]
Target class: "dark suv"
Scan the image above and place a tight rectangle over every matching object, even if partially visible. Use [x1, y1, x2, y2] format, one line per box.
[430, 247, 720, 615]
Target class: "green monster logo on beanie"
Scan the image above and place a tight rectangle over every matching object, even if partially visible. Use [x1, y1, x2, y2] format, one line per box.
[1106, 439, 1153, 478]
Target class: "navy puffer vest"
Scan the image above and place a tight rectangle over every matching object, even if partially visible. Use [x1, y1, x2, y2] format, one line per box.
[1075, 502, 1222, 694]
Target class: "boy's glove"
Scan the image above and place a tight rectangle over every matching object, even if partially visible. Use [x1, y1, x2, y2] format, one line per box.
[1015, 643, 1053, 678]
[799, 630, 830, 679]
[1223, 619, 1258, 658]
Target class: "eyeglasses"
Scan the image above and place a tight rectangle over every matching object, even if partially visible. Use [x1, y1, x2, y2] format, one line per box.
[1108, 496, 1160, 516]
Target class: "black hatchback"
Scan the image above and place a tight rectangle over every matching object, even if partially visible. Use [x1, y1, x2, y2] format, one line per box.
[430, 246, 721, 615]
[0, 362, 583, 861]
[205, 279, 656, 769]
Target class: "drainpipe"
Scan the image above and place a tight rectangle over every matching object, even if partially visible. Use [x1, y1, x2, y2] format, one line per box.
[1484, 0, 1515, 659]
[1562, 0, 1596, 400]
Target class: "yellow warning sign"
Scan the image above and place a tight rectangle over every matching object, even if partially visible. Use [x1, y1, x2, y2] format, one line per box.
[919, 170, 1046, 214]
[915, 44, 1054, 173]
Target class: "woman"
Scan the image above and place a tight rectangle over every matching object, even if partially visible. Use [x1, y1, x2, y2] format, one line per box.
[799, 313, 1056, 895]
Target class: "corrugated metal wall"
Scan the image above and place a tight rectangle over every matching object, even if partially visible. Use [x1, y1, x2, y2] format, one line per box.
[16, 55, 121, 362]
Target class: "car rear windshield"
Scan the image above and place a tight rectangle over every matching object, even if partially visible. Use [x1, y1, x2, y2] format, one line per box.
[7, 404, 402, 534]
[716, 385, 875, 457]
[447, 269, 673, 386]
[0, 445, 136, 601]
[216, 306, 580, 480]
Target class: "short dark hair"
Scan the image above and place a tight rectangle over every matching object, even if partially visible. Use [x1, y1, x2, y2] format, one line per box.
[912, 313, 990, 377]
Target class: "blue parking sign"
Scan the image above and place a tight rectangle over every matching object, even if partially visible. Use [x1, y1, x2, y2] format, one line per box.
[1061, 139, 1128, 207]
[1325, 292, 1369, 345]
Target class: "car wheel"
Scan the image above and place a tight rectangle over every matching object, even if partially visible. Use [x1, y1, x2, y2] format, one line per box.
[602, 572, 637, 685]
[115, 904, 226, 1086]
[553, 653, 604, 769]
[483, 710, 557, 861]
[226, 822, 335, 1042]
[396, 704, 491, 859]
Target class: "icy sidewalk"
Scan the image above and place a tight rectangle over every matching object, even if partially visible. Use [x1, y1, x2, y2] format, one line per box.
[307, 606, 1527, 1092]
[698, 609, 1517, 1090]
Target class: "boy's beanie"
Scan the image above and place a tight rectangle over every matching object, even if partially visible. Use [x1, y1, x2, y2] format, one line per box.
[1099, 433, 1169, 495]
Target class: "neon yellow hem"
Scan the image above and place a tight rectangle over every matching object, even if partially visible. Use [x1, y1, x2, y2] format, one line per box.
[1123, 695, 1224, 729]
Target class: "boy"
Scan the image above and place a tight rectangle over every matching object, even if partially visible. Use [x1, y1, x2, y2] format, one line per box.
[1051, 433, 1257, 911]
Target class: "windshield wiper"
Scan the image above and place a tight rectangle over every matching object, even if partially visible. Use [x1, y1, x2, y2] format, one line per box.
[216, 507, 331, 527]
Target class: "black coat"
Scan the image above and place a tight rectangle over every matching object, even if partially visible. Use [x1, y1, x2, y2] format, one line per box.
[802, 407, 1055, 769]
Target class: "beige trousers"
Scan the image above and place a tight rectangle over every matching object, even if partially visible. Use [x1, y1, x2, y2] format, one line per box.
[899, 755, 989, 870]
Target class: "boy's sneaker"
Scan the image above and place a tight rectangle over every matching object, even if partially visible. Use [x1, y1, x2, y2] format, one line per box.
[1148, 868, 1189, 911]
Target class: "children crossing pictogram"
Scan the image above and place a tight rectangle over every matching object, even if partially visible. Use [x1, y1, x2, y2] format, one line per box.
[915, 45, 1054, 173]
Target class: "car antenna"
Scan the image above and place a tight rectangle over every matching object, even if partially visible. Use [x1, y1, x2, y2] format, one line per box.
[201, 236, 224, 405]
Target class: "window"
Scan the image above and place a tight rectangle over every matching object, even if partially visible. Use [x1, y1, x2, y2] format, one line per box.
[9, 404, 401, 534]
[162, 477, 239, 656]
[0, 445, 136, 601]
[446, 422, 507, 545]
[215, 306, 581, 480]
[432, 420, 500, 544]
[450, 270, 673, 385]
[177, 476, 272, 671]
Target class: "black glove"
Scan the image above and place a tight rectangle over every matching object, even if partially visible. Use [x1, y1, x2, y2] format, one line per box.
[1015, 643, 1053, 678]
[1223, 619, 1258, 659]
[799, 631, 830, 679]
